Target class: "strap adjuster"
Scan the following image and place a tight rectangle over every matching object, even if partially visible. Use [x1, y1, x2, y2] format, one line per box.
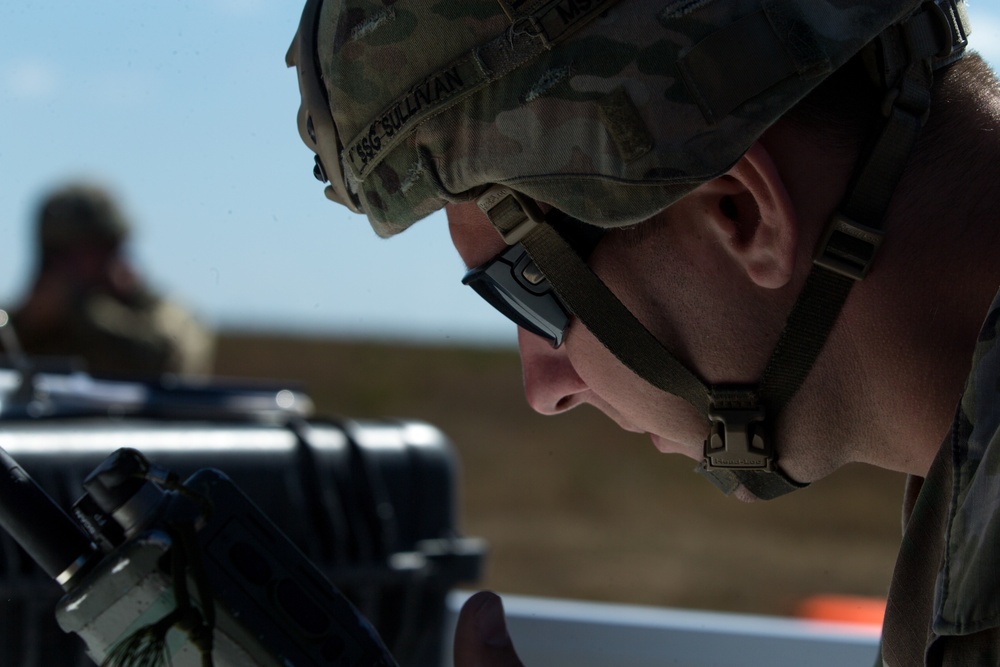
[703, 402, 773, 471]
[924, 0, 970, 66]
[476, 185, 546, 245]
[814, 213, 884, 280]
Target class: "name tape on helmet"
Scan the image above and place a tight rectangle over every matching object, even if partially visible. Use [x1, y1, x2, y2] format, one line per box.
[342, 0, 622, 180]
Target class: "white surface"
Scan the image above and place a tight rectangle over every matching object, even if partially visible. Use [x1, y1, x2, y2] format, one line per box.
[441, 592, 880, 667]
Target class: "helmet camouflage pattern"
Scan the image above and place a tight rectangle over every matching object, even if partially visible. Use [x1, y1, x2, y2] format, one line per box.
[288, 0, 944, 237]
[288, 0, 971, 501]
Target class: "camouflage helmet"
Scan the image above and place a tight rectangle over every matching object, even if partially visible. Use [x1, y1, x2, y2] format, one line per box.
[37, 182, 130, 254]
[288, 0, 970, 501]
[287, 0, 967, 238]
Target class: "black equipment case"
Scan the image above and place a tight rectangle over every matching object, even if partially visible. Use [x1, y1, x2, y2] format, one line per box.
[0, 366, 485, 667]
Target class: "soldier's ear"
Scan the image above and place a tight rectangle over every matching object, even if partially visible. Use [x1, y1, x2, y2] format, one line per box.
[691, 141, 798, 289]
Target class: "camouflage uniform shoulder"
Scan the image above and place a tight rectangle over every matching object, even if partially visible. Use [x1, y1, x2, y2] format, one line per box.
[932, 288, 1000, 637]
[80, 291, 215, 377]
[882, 289, 1000, 665]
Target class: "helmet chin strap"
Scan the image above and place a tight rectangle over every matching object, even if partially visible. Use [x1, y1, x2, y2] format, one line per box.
[475, 0, 969, 501]
[477, 186, 806, 500]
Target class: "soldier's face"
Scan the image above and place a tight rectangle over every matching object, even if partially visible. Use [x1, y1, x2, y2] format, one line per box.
[446, 200, 709, 465]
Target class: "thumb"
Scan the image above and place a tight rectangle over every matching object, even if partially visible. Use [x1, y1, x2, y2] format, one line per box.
[453, 591, 524, 667]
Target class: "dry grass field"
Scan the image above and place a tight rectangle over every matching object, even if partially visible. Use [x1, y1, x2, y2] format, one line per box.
[215, 331, 907, 618]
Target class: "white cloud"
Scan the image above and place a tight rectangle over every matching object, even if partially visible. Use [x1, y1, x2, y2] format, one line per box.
[4, 60, 59, 100]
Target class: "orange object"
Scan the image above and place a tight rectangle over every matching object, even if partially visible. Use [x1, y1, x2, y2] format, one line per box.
[795, 595, 886, 627]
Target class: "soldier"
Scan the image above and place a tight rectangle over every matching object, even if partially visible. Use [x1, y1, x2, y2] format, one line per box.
[2, 182, 214, 378]
[288, 0, 996, 664]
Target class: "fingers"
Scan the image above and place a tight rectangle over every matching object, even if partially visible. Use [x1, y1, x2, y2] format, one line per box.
[453, 591, 524, 667]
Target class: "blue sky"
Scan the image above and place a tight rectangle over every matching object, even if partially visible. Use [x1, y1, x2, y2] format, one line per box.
[2, 2, 998, 346]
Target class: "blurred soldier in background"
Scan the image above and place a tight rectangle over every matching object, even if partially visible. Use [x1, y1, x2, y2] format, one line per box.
[1, 182, 214, 378]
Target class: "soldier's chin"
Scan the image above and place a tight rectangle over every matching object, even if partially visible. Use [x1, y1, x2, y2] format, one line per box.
[732, 485, 759, 503]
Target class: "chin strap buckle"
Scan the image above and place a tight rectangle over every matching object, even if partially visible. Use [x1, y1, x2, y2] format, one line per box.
[814, 212, 884, 280]
[703, 390, 774, 471]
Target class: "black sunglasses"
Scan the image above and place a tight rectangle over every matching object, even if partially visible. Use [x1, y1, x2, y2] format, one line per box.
[461, 214, 604, 347]
[462, 243, 571, 347]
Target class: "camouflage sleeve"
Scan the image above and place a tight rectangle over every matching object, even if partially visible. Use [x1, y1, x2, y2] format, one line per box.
[925, 295, 1000, 662]
[147, 298, 215, 376]
[881, 292, 1000, 666]
[75, 293, 214, 377]
[928, 628, 1000, 665]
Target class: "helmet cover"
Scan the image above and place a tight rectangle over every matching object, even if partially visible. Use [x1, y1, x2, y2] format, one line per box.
[295, 0, 920, 236]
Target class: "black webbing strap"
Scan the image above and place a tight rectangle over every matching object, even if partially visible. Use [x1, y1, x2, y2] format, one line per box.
[479, 0, 968, 501]
[706, 2, 969, 499]
[696, 457, 808, 498]
[480, 186, 808, 499]
[517, 221, 809, 499]
[758, 7, 951, 419]
[758, 269, 856, 413]
[518, 222, 712, 414]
